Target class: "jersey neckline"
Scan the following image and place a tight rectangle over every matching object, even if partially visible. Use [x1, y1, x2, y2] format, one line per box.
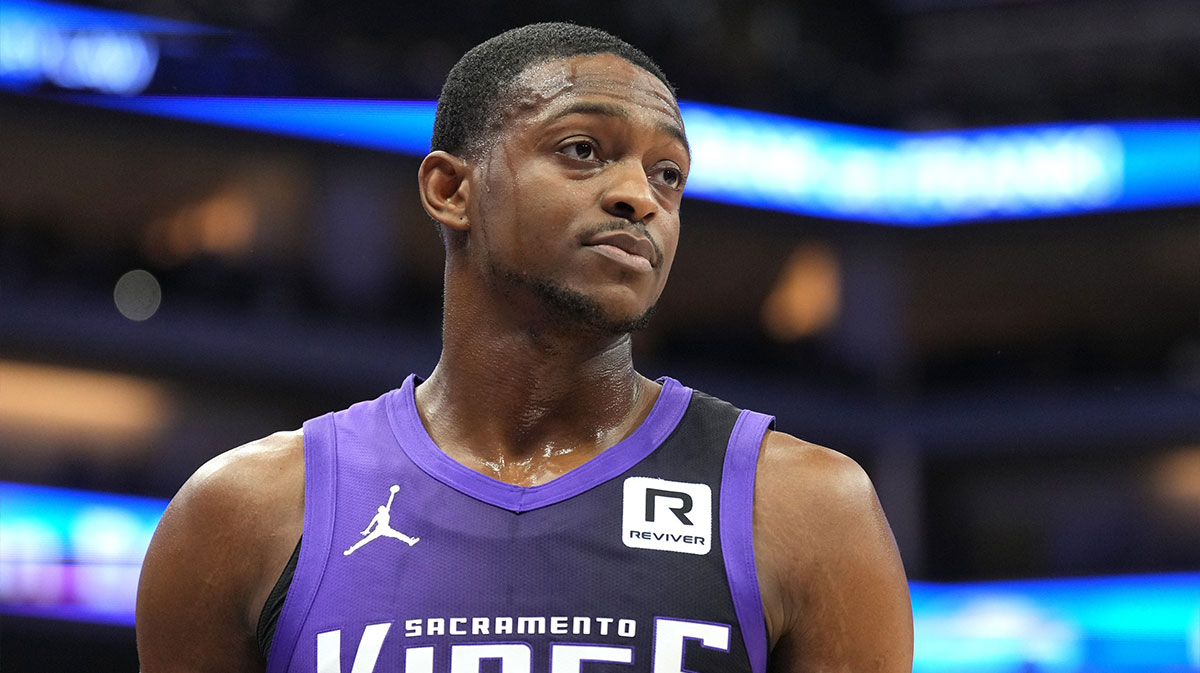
[385, 374, 692, 513]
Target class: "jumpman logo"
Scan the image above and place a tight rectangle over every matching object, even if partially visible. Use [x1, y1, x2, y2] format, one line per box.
[344, 484, 420, 556]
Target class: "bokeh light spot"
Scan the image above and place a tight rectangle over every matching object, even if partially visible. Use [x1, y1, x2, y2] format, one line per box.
[112, 269, 161, 321]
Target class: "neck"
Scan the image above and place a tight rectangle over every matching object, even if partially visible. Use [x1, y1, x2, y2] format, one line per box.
[414, 279, 659, 486]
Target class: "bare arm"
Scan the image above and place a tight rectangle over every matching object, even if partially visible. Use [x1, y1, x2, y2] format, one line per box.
[756, 431, 913, 673]
[136, 431, 305, 673]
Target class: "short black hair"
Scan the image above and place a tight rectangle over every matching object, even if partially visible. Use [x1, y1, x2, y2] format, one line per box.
[431, 22, 675, 157]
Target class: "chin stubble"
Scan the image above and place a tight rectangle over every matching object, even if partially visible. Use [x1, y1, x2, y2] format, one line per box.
[488, 260, 656, 337]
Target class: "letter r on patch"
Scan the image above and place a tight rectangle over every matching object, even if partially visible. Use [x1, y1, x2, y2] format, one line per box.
[622, 477, 711, 555]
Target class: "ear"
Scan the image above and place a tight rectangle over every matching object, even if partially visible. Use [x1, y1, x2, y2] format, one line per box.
[418, 150, 472, 233]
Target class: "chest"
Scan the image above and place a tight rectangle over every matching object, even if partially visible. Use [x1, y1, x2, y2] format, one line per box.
[267, 380, 772, 673]
[301, 456, 742, 673]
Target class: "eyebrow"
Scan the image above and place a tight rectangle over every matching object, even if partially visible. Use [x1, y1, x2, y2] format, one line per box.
[551, 101, 691, 157]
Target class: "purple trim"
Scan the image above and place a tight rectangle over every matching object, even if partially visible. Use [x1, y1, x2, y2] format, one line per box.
[386, 375, 692, 512]
[719, 410, 774, 673]
[266, 413, 338, 673]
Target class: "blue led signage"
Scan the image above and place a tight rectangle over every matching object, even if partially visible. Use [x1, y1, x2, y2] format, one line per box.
[2, 0, 1198, 224]
[47, 94, 1200, 226]
[0, 0, 217, 94]
[0, 481, 166, 626]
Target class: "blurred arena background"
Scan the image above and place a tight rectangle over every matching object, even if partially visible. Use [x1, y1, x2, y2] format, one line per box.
[1, 0, 1198, 670]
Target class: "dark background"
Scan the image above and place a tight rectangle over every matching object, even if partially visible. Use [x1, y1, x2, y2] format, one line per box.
[1, 0, 1198, 669]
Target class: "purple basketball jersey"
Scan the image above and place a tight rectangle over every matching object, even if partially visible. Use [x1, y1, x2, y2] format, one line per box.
[266, 375, 774, 673]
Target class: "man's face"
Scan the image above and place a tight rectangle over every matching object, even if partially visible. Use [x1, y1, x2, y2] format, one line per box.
[465, 52, 689, 335]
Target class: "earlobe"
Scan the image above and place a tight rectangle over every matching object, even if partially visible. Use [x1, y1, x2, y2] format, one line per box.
[418, 151, 472, 233]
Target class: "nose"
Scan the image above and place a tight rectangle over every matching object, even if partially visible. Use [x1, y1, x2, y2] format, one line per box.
[601, 159, 657, 224]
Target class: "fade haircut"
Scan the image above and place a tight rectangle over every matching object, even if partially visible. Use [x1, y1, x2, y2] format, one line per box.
[431, 22, 675, 158]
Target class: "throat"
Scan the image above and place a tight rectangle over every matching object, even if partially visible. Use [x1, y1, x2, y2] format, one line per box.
[415, 371, 663, 487]
[461, 444, 599, 487]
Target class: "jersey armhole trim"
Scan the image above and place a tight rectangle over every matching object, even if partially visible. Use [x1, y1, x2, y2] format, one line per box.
[265, 413, 339, 673]
[257, 536, 301, 660]
[719, 409, 774, 673]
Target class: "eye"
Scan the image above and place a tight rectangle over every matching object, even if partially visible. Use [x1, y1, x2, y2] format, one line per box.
[559, 140, 598, 161]
[652, 164, 686, 190]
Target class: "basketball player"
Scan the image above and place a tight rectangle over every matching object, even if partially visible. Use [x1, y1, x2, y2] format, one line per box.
[136, 23, 912, 673]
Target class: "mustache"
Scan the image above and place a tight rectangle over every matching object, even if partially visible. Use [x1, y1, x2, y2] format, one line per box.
[578, 219, 664, 267]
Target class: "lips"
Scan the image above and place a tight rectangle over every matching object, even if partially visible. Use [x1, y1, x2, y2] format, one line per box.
[583, 230, 658, 268]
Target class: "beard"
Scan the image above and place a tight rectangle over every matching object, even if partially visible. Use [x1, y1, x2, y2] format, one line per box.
[488, 258, 657, 337]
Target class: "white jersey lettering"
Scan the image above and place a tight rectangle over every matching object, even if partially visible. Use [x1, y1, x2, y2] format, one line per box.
[450, 642, 532, 673]
[550, 643, 635, 672]
[405, 646, 433, 673]
[313, 616, 735, 673]
[316, 622, 391, 673]
[517, 616, 546, 634]
[651, 617, 730, 673]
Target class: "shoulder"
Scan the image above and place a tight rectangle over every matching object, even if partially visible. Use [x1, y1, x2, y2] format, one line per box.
[755, 430, 881, 531]
[753, 431, 886, 591]
[178, 430, 306, 524]
[162, 429, 306, 583]
[136, 430, 305, 672]
[752, 430, 913, 672]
